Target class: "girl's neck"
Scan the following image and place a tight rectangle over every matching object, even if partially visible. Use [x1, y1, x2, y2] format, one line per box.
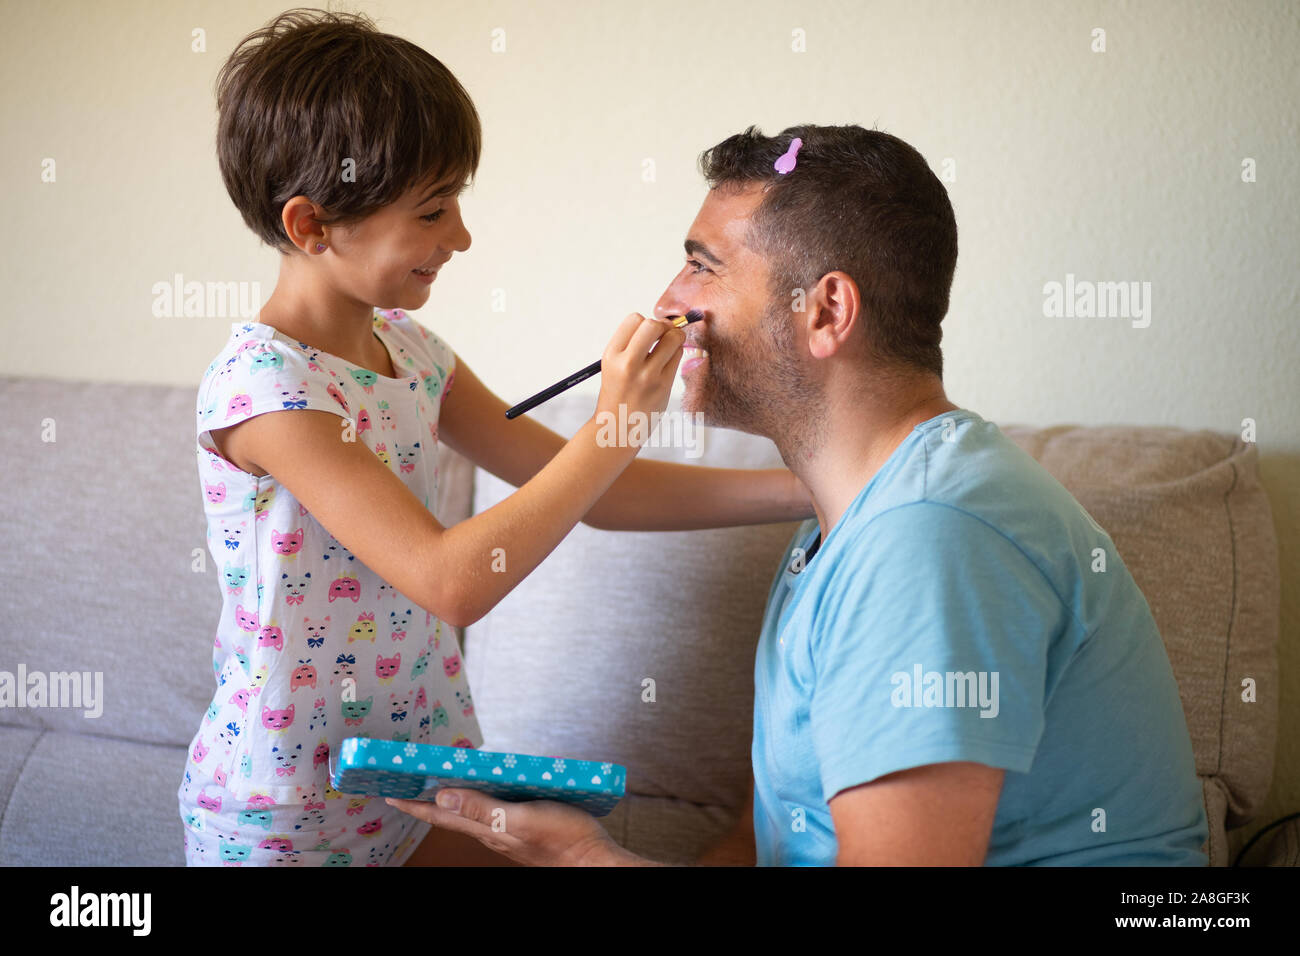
[258, 262, 384, 371]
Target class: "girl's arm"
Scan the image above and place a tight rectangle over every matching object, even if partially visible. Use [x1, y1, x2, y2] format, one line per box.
[217, 315, 681, 628]
[440, 354, 815, 531]
[583, 459, 813, 531]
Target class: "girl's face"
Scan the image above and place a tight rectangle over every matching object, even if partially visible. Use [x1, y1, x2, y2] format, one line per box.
[328, 174, 472, 311]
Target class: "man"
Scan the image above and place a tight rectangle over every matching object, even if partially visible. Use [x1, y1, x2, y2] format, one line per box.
[392, 124, 1209, 865]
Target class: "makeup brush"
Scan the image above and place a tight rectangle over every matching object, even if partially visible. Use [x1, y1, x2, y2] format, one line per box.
[505, 310, 704, 419]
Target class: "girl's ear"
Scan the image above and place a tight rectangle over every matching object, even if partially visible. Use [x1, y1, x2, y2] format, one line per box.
[280, 196, 327, 254]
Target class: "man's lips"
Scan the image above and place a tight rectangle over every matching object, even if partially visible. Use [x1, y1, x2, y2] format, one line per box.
[681, 343, 709, 374]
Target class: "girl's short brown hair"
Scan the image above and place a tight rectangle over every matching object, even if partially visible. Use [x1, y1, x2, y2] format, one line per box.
[215, 7, 481, 252]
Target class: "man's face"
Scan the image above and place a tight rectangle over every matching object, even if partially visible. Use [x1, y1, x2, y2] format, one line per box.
[655, 184, 818, 438]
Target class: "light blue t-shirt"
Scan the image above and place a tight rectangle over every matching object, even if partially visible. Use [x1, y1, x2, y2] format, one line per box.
[752, 409, 1208, 866]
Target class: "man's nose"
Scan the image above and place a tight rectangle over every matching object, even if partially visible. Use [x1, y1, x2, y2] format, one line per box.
[654, 291, 689, 321]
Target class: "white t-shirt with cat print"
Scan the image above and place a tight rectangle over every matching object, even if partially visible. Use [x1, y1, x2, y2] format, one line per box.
[178, 308, 481, 867]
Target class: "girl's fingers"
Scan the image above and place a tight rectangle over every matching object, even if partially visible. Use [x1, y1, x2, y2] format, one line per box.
[625, 314, 676, 362]
[651, 327, 685, 373]
[604, 312, 646, 357]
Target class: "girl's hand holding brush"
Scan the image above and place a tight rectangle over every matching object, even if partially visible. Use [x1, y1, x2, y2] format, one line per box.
[591, 313, 686, 448]
[506, 311, 702, 420]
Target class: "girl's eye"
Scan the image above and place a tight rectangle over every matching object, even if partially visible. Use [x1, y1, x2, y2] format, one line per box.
[687, 258, 710, 274]
[421, 210, 444, 223]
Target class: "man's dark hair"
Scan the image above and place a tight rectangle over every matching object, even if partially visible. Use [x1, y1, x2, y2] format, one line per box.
[699, 125, 957, 378]
[215, 8, 481, 252]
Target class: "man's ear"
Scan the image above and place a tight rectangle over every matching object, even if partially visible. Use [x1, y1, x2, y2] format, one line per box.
[804, 271, 861, 360]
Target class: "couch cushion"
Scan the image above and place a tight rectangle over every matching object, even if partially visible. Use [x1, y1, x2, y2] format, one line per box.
[0, 728, 188, 866]
[0, 727, 42, 823]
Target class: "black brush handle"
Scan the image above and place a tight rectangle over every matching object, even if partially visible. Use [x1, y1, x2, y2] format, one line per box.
[505, 359, 603, 419]
[504, 310, 701, 420]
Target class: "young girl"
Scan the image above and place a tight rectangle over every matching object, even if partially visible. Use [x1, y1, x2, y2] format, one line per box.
[180, 8, 812, 866]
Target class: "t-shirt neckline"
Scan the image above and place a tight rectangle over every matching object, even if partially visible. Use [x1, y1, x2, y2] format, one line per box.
[236, 310, 418, 383]
[782, 407, 980, 587]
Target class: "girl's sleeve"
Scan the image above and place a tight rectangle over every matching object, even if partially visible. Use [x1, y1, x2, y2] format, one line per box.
[197, 331, 353, 460]
[412, 320, 457, 405]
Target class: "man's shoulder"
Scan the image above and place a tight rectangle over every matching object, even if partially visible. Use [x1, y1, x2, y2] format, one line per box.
[851, 413, 1097, 557]
[920, 413, 1074, 509]
[819, 413, 1134, 645]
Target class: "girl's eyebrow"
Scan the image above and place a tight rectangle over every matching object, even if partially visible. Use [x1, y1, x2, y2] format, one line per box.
[416, 180, 470, 207]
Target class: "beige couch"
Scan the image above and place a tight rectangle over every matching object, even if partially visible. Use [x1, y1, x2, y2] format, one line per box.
[0, 375, 1286, 865]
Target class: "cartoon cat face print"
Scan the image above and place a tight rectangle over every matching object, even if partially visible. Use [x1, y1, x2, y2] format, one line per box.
[271, 527, 304, 557]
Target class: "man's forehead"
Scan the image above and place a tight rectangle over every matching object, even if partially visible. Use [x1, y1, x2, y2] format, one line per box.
[688, 183, 766, 260]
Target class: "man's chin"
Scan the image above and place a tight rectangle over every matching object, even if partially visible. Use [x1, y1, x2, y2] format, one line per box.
[682, 384, 762, 437]
[680, 382, 713, 423]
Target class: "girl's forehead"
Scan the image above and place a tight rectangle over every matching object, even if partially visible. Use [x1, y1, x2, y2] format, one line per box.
[410, 170, 470, 205]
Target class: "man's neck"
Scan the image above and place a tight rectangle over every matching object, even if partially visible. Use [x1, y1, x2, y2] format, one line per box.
[786, 378, 959, 540]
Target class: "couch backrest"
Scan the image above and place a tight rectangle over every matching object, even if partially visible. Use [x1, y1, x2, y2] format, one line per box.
[0, 376, 473, 749]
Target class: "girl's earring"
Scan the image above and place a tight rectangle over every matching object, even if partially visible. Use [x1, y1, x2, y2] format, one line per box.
[315, 243, 326, 253]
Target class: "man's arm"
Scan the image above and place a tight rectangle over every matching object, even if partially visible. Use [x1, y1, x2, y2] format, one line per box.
[695, 776, 756, 866]
[828, 762, 1004, 865]
[438, 352, 815, 531]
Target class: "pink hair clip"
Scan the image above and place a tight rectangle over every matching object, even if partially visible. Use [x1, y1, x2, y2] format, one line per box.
[774, 137, 803, 175]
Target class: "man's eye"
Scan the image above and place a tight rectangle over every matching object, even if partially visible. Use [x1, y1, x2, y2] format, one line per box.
[687, 259, 709, 274]
[421, 210, 444, 223]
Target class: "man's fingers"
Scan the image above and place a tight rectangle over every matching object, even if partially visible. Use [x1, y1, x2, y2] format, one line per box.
[387, 793, 524, 856]
[388, 789, 614, 866]
[387, 794, 490, 838]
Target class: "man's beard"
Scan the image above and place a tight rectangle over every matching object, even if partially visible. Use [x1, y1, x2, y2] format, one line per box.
[684, 297, 827, 465]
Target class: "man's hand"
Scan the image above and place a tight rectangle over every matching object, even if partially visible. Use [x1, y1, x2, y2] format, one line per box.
[387, 790, 649, 866]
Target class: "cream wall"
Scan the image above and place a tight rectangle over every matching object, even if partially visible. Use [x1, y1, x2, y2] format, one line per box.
[4, 0, 1297, 859]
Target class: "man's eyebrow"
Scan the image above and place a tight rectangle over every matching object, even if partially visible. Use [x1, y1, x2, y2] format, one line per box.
[684, 239, 725, 268]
